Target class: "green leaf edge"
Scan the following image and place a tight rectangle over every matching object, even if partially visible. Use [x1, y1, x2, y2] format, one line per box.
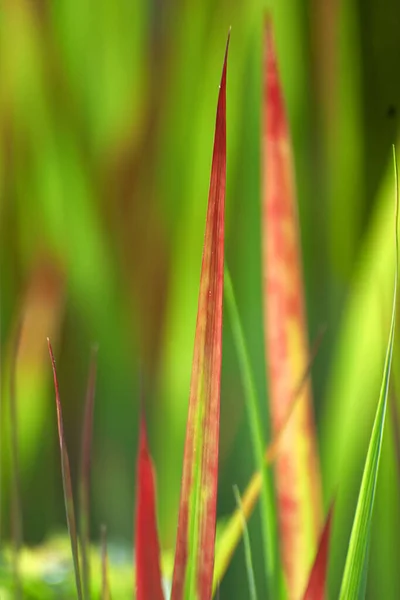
[222, 267, 279, 598]
[339, 145, 399, 599]
[233, 485, 258, 600]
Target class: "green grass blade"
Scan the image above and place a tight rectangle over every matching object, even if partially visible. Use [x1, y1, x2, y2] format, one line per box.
[9, 322, 23, 599]
[389, 385, 400, 488]
[79, 346, 98, 600]
[48, 338, 83, 600]
[213, 325, 324, 593]
[339, 145, 398, 599]
[223, 267, 277, 598]
[101, 525, 111, 600]
[233, 486, 258, 600]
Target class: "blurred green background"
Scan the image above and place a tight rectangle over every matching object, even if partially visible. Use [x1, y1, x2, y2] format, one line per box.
[1, 0, 400, 598]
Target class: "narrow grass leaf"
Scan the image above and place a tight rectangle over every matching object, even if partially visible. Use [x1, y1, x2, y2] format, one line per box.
[79, 346, 98, 600]
[171, 33, 229, 600]
[213, 328, 323, 591]
[389, 386, 400, 488]
[302, 503, 334, 600]
[47, 338, 83, 600]
[338, 146, 398, 599]
[135, 415, 164, 600]
[101, 525, 111, 600]
[262, 15, 323, 597]
[233, 486, 258, 600]
[224, 267, 277, 597]
[9, 321, 23, 599]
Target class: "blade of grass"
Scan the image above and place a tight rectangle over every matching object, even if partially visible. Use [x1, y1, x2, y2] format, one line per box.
[47, 338, 83, 600]
[262, 15, 323, 597]
[213, 326, 324, 591]
[101, 525, 111, 600]
[170, 32, 229, 600]
[224, 267, 277, 597]
[389, 385, 400, 488]
[9, 321, 23, 599]
[302, 503, 334, 600]
[233, 486, 258, 600]
[135, 415, 164, 600]
[338, 145, 398, 599]
[79, 345, 98, 600]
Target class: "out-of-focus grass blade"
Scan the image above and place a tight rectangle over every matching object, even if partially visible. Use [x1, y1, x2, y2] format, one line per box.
[9, 321, 23, 599]
[224, 267, 277, 597]
[233, 486, 258, 600]
[262, 16, 322, 597]
[47, 338, 83, 600]
[135, 415, 164, 600]
[339, 147, 398, 599]
[79, 346, 98, 600]
[302, 503, 334, 600]
[213, 327, 324, 591]
[389, 386, 400, 488]
[1, 262, 65, 526]
[101, 525, 111, 600]
[170, 33, 229, 600]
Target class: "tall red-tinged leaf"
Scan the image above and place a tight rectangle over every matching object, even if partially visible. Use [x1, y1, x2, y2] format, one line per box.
[302, 503, 334, 600]
[47, 339, 83, 600]
[171, 33, 229, 600]
[135, 415, 164, 600]
[262, 16, 323, 598]
[79, 346, 98, 600]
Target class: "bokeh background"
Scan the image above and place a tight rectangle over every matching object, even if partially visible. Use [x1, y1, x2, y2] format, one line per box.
[1, 1, 400, 598]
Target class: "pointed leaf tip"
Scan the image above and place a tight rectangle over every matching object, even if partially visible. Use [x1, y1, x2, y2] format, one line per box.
[171, 36, 229, 600]
[135, 413, 164, 600]
[264, 15, 288, 141]
[48, 339, 83, 600]
[338, 145, 399, 600]
[302, 503, 334, 600]
[262, 15, 323, 597]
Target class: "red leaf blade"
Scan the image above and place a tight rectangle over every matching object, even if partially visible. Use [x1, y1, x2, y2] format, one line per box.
[171, 33, 229, 600]
[302, 503, 334, 600]
[135, 415, 165, 600]
[262, 15, 323, 597]
[47, 338, 83, 600]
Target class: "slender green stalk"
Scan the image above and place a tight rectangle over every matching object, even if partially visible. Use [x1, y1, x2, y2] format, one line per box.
[233, 486, 258, 600]
[224, 267, 278, 599]
[48, 339, 83, 600]
[79, 346, 98, 600]
[9, 322, 23, 599]
[339, 145, 399, 598]
[389, 386, 400, 489]
[101, 525, 111, 600]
